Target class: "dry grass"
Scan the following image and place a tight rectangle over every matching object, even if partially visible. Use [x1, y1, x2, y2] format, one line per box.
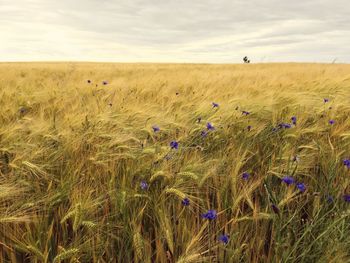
[0, 62, 350, 262]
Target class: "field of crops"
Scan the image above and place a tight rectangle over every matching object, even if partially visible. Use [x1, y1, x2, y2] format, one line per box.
[0, 62, 350, 262]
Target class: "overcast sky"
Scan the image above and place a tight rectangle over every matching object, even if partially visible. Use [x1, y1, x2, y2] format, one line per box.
[1, 0, 349, 63]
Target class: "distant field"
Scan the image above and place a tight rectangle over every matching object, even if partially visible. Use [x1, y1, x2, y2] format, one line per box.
[0, 63, 350, 262]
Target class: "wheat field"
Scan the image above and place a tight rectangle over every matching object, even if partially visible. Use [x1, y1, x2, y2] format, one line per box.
[0, 62, 350, 263]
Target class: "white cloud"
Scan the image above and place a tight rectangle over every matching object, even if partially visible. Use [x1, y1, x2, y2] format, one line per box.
[0, 0, 349, 62]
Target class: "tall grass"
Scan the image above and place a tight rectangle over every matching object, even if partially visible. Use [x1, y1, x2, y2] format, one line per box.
[0, 62, 350, 262]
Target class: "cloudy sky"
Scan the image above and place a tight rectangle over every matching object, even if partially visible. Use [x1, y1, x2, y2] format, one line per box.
[1, 0, 349, 63]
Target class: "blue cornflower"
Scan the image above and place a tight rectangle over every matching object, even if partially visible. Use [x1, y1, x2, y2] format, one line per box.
[291, 116, 297, 125]
[170, 141, 179, 150]
[343, 159, 350, 168]
[329, 119, 335, 125]
[152, 125, 160, 132]
[202, 209, 217, 220]
[218, 234, 229, 245]
[206, 122, 215, 130]
[182, 197, 190, 206]
[343, 195, 350, 202]
[140, 181, 148, 190]
[324, 98, 329, 103]
[102, 81, 108, 85]
[296, 183, 306, 192]
[242, 111, 250, 116]
[242, 172, 250, 180]
[212, 102, 219, 108]
[279, 123, 292, 129]
[327, 195, 334, 203]
[282, 176, 295, 186]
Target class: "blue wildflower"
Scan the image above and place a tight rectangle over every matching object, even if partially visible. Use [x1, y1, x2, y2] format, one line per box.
[201, 130, 208, 137]
[206, 122, 215, 130]
[182, 197, 190, 206]
[202, 209, 217, 220]
[242, 110, 250, 116]
[343, 159, 350, 168]
[343, 195, 350, 202]
[242, 172, 250, 180]
[296, 183, 306, 192]
[152, 125, 160, 132]
[218, 234, 229, 244]
[291, 116, 297, 125]
[329, 119, 335, 125]
[282, 176, 295, 186]
[212, 102, 219, 108]
[170, 141, 179, 150]
[279, 123, 292, 129]
[140, 181, 148, 190]
[327, 195, 334, 203]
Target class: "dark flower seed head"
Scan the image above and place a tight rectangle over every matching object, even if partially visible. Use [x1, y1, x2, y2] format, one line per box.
[197, 117, 202, 123]
[329, 119, 335, 125]
[324, 98, 329, 103]
[242, 110, 250, 116]
[87, 79, 91, 83]
[271, 204, 280, 215]
[247, 125, 252, 131]
[102, 81, 108, 85]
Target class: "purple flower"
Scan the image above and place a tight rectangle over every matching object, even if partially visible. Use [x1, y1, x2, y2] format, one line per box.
[343, 159, 350, 168]
[218, 234, 229, 244]
[291, 116, 297, 125]
[296, 183, 306, 192]
[242, 172, 250, 180]
[247, 125, 252, 131]
[102, 81, 108, 85]
[324, 98, 329, 103]
[279, 123, 292, 129]
[152, 125, 160, 132]
[140, 181, 148, 190]
[343, 195, 350, 202]
[202, 209, 217, 220]
[201, 130, 208, 137]
[329, 119, 335, 125]
[170, 141, 179, 150]
[327, 195, 334, 203]
[212, 102, 219, 108]
[282, 176, 295, 186]
[206, 122, 215, 130]
[182, 197, 190, 206]
[242, 111, 250, 116]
